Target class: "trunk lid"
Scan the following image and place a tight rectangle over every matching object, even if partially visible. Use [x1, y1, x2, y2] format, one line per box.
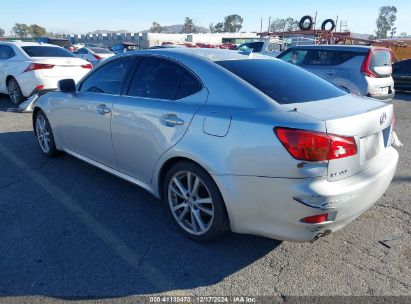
[285, 94, 394, 181]
[31, 57, 90, 77]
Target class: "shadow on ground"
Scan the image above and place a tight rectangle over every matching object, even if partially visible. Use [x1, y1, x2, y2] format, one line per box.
[0, 130, 281, 298]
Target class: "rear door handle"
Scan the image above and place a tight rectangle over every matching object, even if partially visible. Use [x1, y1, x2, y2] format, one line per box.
[159, 114, 184, 126]
[326, 71, 336, 76]
[96, 104, 111, 114]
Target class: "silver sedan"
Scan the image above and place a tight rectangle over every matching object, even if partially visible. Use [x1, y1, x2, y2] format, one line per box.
[32, 49, 398, 242]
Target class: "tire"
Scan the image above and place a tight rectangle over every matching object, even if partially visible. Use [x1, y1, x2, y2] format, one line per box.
[163, 161, 229, 242]
[7, 78, 26, 105]
[34, 110, 59, 157]
[321, 19, 336, 31]
[299, 15, 314, 31]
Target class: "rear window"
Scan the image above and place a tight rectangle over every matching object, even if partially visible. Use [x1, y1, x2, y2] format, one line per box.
[370, 50, 391, 68]
[90, 47, 113, 54]
[217, 59, 346, 104]
[22, 46, 75, 57]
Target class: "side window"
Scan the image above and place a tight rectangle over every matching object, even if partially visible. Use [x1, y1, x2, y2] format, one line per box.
[76, 48, 87, 55]
[279, 50, 308, 65]
[79, 57, 135, 94]
[267, 43, 281, 52]
[0, 46, 15, 59]
[176, 72, 202, 99]
[127, 57, 186, 100]
[306, 50, 339, 66]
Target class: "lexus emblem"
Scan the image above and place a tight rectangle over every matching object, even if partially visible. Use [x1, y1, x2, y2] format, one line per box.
[380, 112, 387, 125]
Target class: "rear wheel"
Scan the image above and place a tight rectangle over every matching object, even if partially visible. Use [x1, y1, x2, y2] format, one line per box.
[35, 110, 59, 157]
[7, 78, 26, 105]
[163, 161, 229, 242]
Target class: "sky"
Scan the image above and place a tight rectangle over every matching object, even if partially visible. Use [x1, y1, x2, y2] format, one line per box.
[1, 0, 410, 35]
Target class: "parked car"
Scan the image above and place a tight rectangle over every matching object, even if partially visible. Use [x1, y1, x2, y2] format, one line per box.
[111, 42, 141, 54]
[37, 37, 75, 52]
[0, 41, 92, 104]
[392, 58, 411, 92]
[277, 45, 395, 100]
[75, 47, 115, 66]
[236, 38, 282, 57]
[32, 49, 398, 242]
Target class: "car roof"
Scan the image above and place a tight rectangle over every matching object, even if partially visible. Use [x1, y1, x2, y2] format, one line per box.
[0, 41, 59, 47]
[285, 45, 388, 52]
[132, 48, 272, 62]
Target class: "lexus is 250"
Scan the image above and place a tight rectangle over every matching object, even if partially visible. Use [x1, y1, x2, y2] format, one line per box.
[32, 49, 398, 242]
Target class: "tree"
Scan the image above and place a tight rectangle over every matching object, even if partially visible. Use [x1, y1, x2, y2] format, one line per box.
[11, 23, 30, 38]
[375, 6, 397, 39]
[210, 22, 224, 33]
[0, 27, 5, 37]
[181, 17, 199, 33]
[149, 21, 164, 33]
[29, 24, 47, 38]
[270, 17, 299, 32]
[400, 32, 407, 38]
[223, 14, 243, 32]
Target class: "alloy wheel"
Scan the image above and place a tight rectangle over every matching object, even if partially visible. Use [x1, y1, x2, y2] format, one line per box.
[168, 171, 215, 235]
[36, 114, 51, 153]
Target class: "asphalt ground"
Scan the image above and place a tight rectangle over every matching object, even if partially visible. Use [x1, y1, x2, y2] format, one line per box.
[0, 93, 410, 303]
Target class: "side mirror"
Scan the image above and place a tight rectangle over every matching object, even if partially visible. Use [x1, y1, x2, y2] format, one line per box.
[58, 79, 76, 93]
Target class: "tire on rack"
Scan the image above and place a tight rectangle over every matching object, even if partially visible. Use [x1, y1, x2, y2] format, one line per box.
[299, 15, 314, 31]
[321, 19, 336, 31]
[162, 160, 230, 242]
[34, 110, 60, 157]
[7, 77, 26, 105]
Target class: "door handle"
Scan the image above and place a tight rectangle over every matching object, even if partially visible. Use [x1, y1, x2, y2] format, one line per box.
[326, 71, 335, 76]
[159, 114, 184, 126]
[96, 104, 111, 114]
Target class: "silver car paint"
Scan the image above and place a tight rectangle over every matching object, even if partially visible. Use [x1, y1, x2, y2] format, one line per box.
[34, 49, 398, 241]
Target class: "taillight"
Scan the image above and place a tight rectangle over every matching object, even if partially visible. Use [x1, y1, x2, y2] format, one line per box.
[274, 127, 357, 161]
[81, 64, 93, 69]
[24, 63, 54, 72]
[93, 54, 103, 60]
[361, 50, 377, 78]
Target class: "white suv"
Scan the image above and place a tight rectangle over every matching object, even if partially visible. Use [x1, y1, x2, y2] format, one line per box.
[278, 45, 395, 100]
[0, 41, 91, 104]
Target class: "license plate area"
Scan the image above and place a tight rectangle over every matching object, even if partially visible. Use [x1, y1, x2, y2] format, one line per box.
[380, 87, 389, 95]
[362, 132, 382, 161]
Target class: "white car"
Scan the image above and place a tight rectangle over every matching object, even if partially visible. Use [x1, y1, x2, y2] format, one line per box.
[0, 41, 92, 104]
[75, 47, 115, 67]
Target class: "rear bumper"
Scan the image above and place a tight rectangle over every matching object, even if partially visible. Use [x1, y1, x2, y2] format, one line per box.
[15, 72, 85, 97]
[365, 76, 395, 100]
[367, 90, 395, 101]
[213, 147, 398, 242]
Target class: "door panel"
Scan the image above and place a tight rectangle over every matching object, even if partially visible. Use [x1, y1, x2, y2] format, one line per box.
[56, 92, 117, 168]
[111, 89, 207, 184]
[54, 56, 137, 168]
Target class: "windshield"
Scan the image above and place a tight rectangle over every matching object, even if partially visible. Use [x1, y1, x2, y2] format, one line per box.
[90, 47, 113, 54]
[22, 46, 75, 57]
[370, 49, 391, 68]
[217, 59, 347, 104]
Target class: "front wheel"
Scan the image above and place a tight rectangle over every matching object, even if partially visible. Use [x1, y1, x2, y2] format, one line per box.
[34, 110, 59, 157]
[163, 161, 229, 242]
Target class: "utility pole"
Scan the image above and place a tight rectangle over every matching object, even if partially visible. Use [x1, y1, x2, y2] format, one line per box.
[260, 17, 263, 33]
[268, 16, 271, 33]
